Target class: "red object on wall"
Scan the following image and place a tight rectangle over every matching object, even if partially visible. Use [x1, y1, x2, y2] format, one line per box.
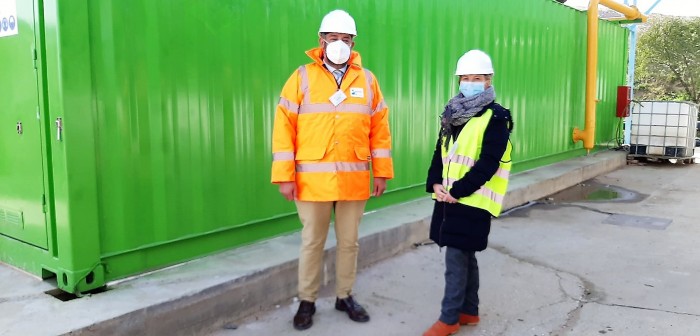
[616, 86, 631, 117]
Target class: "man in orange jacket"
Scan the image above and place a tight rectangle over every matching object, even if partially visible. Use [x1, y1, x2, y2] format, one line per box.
[271, 9, 394, 331]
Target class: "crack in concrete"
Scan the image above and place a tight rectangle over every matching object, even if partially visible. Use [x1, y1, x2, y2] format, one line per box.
[550, 294, 587, 336]
[603, 302, 700, 317]
[554, 273, 580, 302]
[489, 244, 600, 336]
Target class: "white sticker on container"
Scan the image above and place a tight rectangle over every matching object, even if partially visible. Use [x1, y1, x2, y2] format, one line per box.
[0, 0, 18, 38]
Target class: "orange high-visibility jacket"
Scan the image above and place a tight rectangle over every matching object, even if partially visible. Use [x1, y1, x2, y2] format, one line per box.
[271, 47, 394, 201]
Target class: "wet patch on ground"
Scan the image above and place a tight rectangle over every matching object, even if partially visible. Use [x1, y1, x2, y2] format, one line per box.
[502, 180, 671, 230]
[544, 180, 648, 204]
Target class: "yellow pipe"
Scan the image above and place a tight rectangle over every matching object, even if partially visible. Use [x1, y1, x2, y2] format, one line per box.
[572, 0, 647, 153]
[599, 0, 646, 21]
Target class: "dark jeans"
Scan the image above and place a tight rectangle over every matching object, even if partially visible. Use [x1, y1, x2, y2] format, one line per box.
[439, 247, 479, 325]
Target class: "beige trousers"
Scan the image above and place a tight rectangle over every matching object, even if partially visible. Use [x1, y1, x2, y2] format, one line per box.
[295, 200, 367, 302]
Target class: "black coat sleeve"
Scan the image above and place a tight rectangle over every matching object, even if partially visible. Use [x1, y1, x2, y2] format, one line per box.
[425, 137, 443, 193]
[449, 105, 512, 199]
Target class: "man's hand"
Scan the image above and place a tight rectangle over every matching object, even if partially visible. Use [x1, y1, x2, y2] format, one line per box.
[372, 177, 387, 197]
[278, 182, 297, 201]
[433, 184, 458, 203]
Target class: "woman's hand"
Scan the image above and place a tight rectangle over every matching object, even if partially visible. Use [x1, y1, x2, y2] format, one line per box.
[433, 184, 458, 203]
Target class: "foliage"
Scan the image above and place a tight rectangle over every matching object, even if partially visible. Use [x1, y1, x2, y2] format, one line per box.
[635, 16, 700, 104]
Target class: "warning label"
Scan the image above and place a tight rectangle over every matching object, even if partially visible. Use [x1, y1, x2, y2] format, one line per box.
[0, 0, 18, 38]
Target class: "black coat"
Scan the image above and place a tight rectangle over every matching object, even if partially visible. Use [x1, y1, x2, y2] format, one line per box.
[426, 102, 512, 251]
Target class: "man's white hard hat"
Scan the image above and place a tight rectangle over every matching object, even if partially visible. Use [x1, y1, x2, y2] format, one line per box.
[319, 9, 357, 36]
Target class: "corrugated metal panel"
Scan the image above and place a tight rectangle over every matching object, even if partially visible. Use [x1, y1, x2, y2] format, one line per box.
[84, 0, 629, 273]
[89, 0, 625, 276]
[598, 20, 629, 147]
[1, 0, 630, 291]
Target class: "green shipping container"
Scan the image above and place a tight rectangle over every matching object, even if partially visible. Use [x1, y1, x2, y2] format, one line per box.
[0, 0, 628, 293]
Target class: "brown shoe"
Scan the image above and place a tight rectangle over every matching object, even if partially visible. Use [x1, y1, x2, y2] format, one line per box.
[293, 300, 316, 330]
[334, 296, 370, 322]
[422, 320, 459, 336]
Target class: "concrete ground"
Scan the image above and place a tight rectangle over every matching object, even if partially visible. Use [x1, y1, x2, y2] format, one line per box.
[211, 157, 700, 336]
[4, 150, 700, 336]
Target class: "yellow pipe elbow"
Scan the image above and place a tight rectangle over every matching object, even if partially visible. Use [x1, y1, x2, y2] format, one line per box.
[599, 0, 646, 21]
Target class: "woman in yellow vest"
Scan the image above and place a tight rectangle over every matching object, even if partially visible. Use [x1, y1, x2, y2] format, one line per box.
[422, 50, 513, 336]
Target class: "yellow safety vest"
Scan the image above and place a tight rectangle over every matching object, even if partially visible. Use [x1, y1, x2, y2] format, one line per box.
[434, 109, 512, 217]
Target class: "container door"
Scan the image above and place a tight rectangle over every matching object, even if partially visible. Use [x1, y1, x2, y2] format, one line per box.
[0, 0, 48, 249]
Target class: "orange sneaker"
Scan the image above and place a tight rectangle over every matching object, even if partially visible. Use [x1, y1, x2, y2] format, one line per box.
[458, 313, 480, 326]
[422, 320, 459, 336]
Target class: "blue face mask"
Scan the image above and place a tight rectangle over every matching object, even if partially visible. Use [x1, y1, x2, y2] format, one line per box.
[459, 81, 486, 97]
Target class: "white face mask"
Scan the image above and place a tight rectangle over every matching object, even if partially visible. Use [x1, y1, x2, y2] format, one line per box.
[324, 40, 351, 65]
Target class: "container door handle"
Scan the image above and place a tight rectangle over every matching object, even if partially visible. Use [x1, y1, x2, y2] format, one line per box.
[55, 118, 63, 141]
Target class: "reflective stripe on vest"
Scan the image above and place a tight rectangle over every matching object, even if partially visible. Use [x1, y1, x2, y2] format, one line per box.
[295, 65, 377, 116]
[442, 154, 510, 179]
[442, 177, 505, 205]
[296, 162, 370, 173]
[278, 97, 299, 114]
[435, 109, 512, 217]
[371, 149, 392, 158]
[299, 65, 311, 105]
[299, 103, 372, 115]
[272, 152, 295, 161]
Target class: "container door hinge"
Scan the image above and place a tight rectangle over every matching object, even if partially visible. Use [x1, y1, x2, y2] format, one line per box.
[42, 194, 47, 214]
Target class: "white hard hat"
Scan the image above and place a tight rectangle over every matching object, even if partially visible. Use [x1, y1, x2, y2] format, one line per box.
[319, 9, 357, 36]
[455, 50, 494, 76]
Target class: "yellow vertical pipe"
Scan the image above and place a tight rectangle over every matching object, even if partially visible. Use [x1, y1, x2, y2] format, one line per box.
[573, 0, 646, 153]
[572, 0, 599, 152]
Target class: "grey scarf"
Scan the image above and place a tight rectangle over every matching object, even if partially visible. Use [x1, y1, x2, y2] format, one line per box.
[440, 86, 496, 147]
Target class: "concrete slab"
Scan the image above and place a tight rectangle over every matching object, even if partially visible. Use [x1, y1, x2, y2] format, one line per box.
[0, 151, 627, 335]
[209, 246, 583, 336]
[565, 302, 700, 336]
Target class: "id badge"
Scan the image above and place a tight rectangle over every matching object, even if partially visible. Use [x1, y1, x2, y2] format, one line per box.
[329, 90, 347, 107]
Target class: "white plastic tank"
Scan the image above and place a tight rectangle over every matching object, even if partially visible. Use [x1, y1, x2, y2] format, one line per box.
[630, 101, 698, 158]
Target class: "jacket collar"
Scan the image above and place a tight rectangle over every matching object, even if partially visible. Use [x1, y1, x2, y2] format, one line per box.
[305, 47, 363, 69]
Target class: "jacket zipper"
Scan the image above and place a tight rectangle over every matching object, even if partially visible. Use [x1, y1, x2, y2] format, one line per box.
[439, 141, 453, 248]
[439, 201, 447, 251]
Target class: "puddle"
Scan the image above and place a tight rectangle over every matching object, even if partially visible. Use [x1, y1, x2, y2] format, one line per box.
[502, 180, 648, 218]
[543, 180, 646, 204]
[585, 189, 620, 201]
[503, 181, 667, 229]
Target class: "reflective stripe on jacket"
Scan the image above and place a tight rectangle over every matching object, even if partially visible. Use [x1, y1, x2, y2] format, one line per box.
[271, 47, 394, 201]
[435, 109, 512, 216]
